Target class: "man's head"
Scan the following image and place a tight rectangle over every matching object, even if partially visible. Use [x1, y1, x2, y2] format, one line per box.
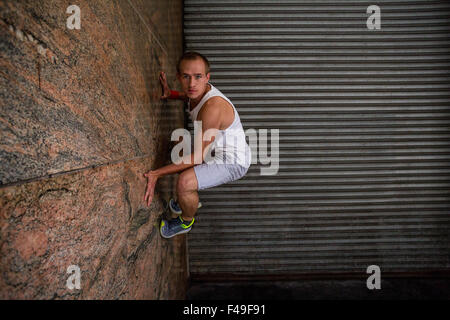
[176, 51, 210, 100]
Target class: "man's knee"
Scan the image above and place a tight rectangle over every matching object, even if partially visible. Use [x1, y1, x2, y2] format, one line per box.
[177, 169, 198, 194]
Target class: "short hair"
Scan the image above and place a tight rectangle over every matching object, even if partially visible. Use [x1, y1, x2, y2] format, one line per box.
[176, 51, 210, 74]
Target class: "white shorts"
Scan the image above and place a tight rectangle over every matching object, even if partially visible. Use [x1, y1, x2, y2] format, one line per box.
[193, 163, 249, 191]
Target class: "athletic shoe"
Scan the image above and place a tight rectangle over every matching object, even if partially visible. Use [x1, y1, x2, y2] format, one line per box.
[169, 198, 202, 215]
[160, 216, 195, 238]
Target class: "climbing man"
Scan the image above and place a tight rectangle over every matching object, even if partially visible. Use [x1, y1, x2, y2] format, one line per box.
[143, 51, 251, 238]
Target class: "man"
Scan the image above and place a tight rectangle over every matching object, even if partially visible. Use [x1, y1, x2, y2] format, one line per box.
[143, 51, 251, 238]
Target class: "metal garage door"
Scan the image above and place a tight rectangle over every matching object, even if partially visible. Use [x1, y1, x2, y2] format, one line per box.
[184, 0, 450, 277]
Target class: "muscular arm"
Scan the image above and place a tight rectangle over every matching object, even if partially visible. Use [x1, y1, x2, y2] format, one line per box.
[143, 100, 222, 206]
[152, 101, 221, 177]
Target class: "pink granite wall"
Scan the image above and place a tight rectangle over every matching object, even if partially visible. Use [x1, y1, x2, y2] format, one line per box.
[0, 0, 187, 299]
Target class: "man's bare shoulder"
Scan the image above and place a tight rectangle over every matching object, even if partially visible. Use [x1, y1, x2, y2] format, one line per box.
[198, 96, 235, 130]
[204, 96, 230, 109]
[198, 97, 226, 119]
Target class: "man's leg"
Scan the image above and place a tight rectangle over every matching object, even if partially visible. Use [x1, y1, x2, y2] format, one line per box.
[176, 167, 199, 221]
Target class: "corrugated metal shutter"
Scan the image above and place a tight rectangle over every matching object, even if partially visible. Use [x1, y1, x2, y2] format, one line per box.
[184, 0, 450, 276]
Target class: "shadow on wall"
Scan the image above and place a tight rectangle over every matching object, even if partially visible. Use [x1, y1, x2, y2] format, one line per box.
[0, 0, 186, 299]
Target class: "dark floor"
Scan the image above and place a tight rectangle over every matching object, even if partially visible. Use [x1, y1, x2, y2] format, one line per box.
[186, 278, 450, 300]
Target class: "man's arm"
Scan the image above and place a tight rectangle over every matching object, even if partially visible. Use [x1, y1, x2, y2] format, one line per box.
[151, 102, 221, 176]
[143, 101, 222, 206]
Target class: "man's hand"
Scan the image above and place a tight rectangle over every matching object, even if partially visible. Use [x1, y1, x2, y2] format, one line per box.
[143, 170, 160, 207]
[159, 71, 171, 99]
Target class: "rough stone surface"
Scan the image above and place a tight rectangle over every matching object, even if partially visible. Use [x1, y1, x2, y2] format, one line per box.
[0, 0, 187, 299]
[0, 157, 186, 299]
[0, 0, 183, 185]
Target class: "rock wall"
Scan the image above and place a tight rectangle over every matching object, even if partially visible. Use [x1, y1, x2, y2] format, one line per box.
[0, 0, 187, 299]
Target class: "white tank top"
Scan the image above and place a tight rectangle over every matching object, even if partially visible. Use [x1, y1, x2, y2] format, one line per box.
[187, 83, 251, 168]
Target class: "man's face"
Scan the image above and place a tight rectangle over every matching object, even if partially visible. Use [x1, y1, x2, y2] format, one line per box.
[177, 58, 210, 100]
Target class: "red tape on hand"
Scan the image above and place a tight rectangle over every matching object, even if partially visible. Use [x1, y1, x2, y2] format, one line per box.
[169, 90, 180, 99]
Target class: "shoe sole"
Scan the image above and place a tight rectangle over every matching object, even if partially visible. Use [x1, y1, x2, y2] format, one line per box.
[169, 199, 202, 215]
[160, 220, 192, 239]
